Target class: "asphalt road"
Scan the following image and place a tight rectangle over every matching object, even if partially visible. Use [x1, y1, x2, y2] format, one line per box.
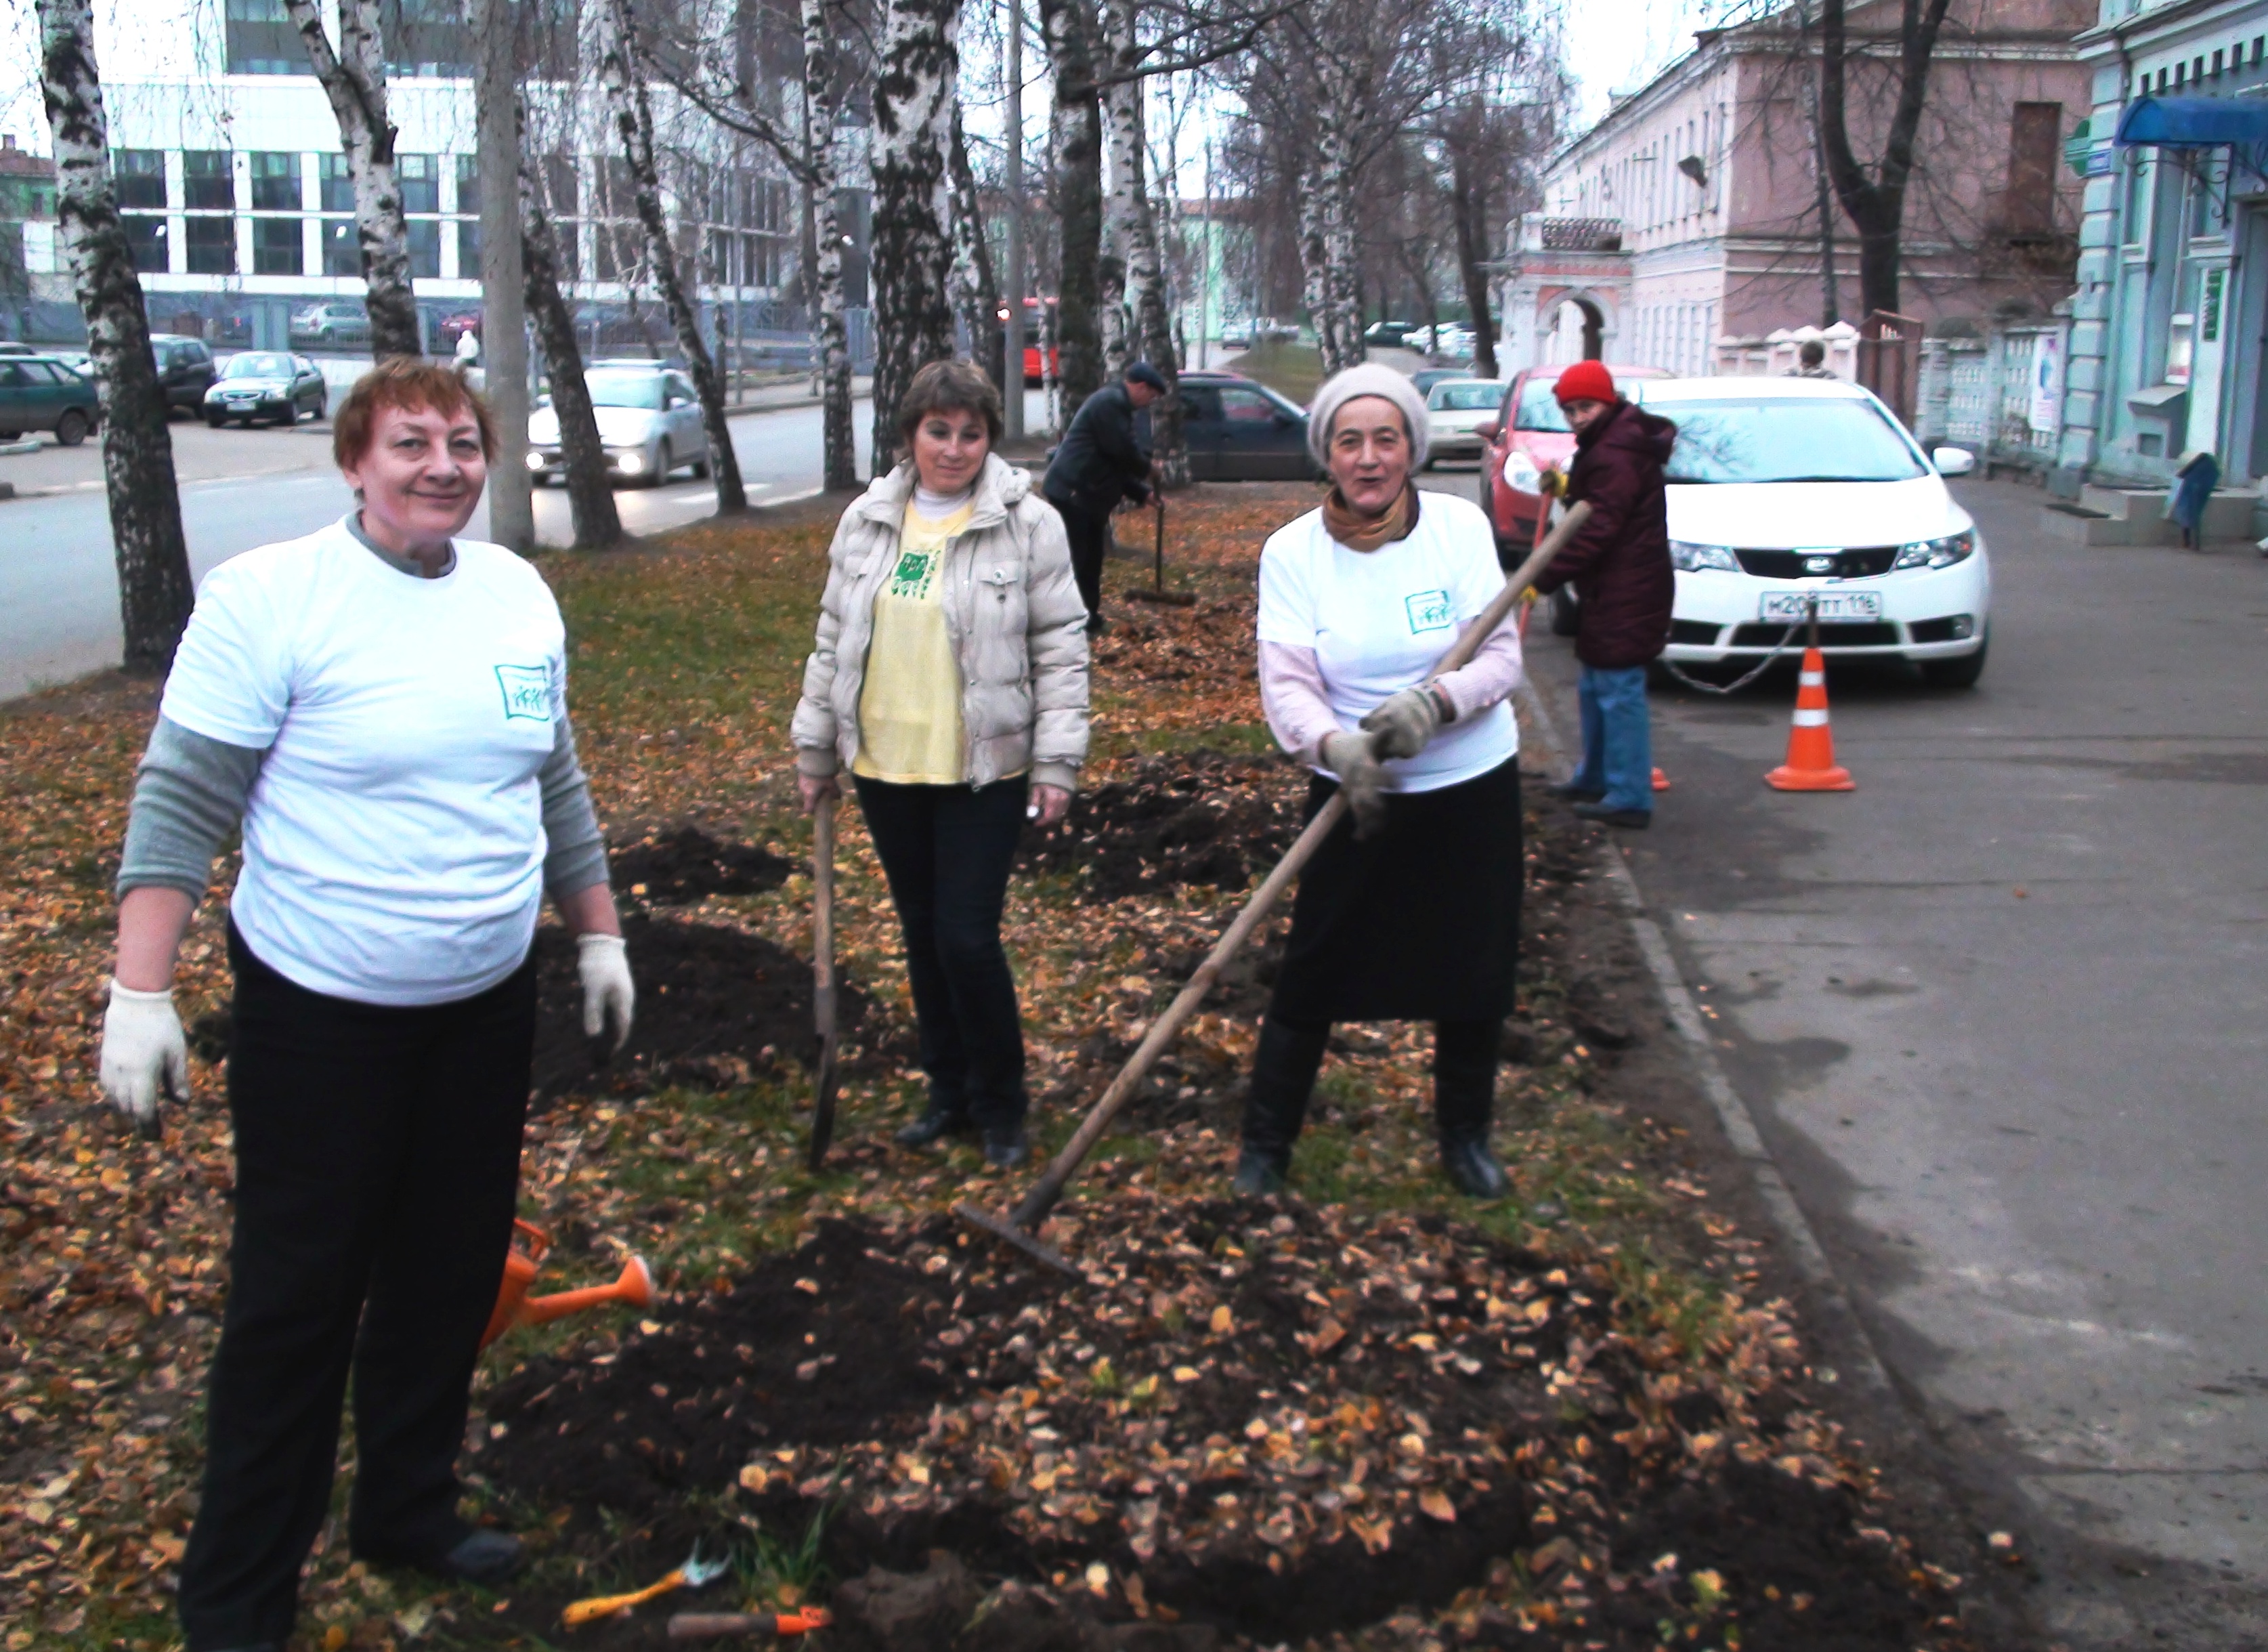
[0, 393, 905, 701]
[1508, 477, 2268, 1647]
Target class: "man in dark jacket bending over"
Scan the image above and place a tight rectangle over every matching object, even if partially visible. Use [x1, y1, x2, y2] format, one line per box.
[1044, 362, 1166, 631]
[1531, 360, 1676, 829]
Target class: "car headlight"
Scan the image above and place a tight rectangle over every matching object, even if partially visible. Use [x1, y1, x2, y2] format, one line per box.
[526, 450, 547, 471]
[615, 449, 646, 475]
[1892, 530, 1975, 569]
[1502, 450, 1542, 494]
[1670, 541, 1739, 572]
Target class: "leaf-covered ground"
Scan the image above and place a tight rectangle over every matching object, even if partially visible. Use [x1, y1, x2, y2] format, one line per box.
[0, 484, 1995, 1651]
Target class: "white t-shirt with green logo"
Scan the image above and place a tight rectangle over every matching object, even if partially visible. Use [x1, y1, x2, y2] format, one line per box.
[1256, 494, 1518, 795]
[161, 517, 568, 1006]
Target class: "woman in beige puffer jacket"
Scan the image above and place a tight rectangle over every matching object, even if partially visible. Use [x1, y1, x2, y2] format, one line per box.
[791, 360, 1089, 1166]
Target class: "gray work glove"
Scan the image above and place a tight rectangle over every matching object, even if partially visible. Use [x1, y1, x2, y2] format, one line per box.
[99, 979, 187, 1138]
[1319, 732, 1390, 841]
[1359, 685, 1446, 760]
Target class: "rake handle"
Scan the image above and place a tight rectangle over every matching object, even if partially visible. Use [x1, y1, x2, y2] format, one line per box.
[807, 795, 838, 1170]
[1006, 499, 1595, 1233]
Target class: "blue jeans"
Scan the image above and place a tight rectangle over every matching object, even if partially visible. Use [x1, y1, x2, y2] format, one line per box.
[1572, 664, 1653, 813]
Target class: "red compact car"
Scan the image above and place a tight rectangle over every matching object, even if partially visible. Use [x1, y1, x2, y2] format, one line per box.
[1476, 362, 1672, 557]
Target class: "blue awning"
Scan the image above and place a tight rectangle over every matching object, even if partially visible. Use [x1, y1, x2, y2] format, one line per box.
[2114, 96, 2268, 148]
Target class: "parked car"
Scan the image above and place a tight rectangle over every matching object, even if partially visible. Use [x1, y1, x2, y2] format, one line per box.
[1174, 370, 1316, 480]
[290, 301, 371, 347]
[1251, 317, 1300, 343]
[150, 333, 217, 413]
[49, 350, 93, 380]
[1217, 322, 1253, 351]
[0, 341, 41, 358]
[527, 364, 709, 486]
[1629, 377, 1990, 686]
[1477, 361, 1675, 555]
[203, 352, 328, 426]
[0, 354, 101, 445]
[1364, 320, 1418, 349]
[1421, 377, 1502, 466]
[1411, 366, 1471, 398]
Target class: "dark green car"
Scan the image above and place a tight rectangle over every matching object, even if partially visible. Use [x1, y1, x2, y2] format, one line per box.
[0, 355, 100, 446]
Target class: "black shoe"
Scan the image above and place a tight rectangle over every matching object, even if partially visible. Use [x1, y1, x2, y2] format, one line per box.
[895, 1108, 975, 1147]
[1086, 614, 1110, 636]
[425, 1529, 526, 1585]
[1571, 801, 1650, 828]
[1548, 781, 1605, 802]
[1231, 1148, 1288, 1196]
[1440, 1137, 1509, 1200]
[982, 1126, 1029, 1169]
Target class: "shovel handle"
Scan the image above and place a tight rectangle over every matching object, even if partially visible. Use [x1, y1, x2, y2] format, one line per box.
[807, 796, 838, 1170]
[669, 1609, 832, 1640]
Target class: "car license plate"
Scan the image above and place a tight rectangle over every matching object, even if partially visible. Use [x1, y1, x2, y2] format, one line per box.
[1758, 591, 1881, 622]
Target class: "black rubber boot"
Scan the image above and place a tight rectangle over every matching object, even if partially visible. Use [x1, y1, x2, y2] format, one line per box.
[895, 1108, 975, 1147]
[1235, 1013, 1330, 1192]
[1434, 1017, 1508, 1200]
[981, 1126, 1029, 1169]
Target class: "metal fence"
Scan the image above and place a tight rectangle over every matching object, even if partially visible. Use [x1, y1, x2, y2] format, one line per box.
[1914, 322, 2062, 474]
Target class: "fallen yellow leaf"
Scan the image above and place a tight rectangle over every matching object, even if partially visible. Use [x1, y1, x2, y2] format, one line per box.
[1419, 1487, 1457, 1523]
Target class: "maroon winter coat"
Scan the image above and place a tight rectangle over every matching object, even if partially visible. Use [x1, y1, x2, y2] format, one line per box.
[1534, 398, 1677, 670]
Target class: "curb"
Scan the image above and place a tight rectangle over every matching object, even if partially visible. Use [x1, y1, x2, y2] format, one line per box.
[1515, 677, 1896, 1403]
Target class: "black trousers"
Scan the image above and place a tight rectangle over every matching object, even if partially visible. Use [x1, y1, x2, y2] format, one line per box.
[853, 774, 1031, 1130]
[1052, 496, 1109, 623]
[1239, 1011, 1502, 1167]
[177, 927, 536, 1652]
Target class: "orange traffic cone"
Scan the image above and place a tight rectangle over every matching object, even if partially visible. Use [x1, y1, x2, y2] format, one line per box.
[1652, 767, 1671, 791]
[1765, 648, 1854, 791]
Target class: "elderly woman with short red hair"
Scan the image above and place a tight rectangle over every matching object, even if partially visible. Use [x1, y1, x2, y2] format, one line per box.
[97, 358, 635, 1652]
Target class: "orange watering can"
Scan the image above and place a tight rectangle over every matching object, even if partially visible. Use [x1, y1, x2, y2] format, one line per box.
[482, 1219, 655, 1349]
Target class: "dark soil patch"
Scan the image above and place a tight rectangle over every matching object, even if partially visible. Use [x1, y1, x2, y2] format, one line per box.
[609, 824, 794, 907]
[1020, 752, 1303, 901]
[529, 915, 904, 1102]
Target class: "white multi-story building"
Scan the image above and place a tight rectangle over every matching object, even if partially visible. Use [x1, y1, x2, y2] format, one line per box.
[3, 0, 852, 356]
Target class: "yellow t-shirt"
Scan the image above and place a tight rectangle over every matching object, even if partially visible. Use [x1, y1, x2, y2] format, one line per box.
[853, 503, 974, 784]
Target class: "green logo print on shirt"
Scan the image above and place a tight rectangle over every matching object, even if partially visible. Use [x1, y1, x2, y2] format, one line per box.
[888, 547, 940, 600]
[1405, 589, 1454, 635]
[495, 663, 553, 722]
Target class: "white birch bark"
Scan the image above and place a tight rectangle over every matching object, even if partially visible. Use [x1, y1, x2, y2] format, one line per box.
[868, 0, 960, 466]
[36, 0, 193, 673]
[282, 0, 419, 358]
[1099, 0, 1182, 483]
[800, 0, 855, 490]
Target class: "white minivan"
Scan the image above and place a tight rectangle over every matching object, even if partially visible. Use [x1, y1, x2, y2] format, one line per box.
[1628, 376, 1991, 688]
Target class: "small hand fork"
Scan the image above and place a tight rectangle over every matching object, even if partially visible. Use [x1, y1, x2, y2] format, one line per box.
[563, 1546, 731, 1628]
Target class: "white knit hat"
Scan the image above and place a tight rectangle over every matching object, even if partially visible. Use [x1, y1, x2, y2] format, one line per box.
[1307, 362, 1432, 472]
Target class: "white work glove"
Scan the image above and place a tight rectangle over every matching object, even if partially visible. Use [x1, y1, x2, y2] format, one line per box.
[576, 932, 635, 1052]
[99, 979, 188, 1137]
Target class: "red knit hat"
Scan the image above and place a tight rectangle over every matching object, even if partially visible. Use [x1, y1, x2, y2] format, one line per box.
[1552, 360, 1617, 405]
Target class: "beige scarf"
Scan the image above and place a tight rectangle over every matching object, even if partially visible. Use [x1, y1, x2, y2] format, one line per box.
[1321, 482, 1419, 552]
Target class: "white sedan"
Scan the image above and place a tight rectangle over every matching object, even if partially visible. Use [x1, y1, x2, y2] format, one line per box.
[1423, 377, 1503, 465]
[528, 364, 710, 487]
[1623, 376, 1991, 688]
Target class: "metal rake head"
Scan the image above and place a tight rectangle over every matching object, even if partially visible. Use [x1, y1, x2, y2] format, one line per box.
[681, 1546, 731, 1588]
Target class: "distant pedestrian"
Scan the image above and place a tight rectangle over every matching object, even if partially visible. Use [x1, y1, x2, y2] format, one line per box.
[1043, 361, 1165, 631]
[96, 356, 635, 1652]
[452, 325, 479, 379]
[792, 358, 1090, 1169]
[1237, 362, 1526, 1202]
[2169, 448, 2219, 549]
[1531, 360, 1676, 829]
[1788, 339, 1837, 379]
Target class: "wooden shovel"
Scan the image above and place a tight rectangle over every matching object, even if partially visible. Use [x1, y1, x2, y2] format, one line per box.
[956, 499, 1595, 1275]
[806, 795, 839, 1171]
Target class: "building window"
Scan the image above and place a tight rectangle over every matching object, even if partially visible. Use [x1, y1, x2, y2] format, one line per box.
[226, 0, 303, 73]
[456, 217, 482, 276]
[321, 217, 358, 276]
[455, 153, 480, 219]
[112, 150, 165, 210]
[539, 154, 577, 219]
[251, 152, 301, 211]
[122, 214, 167, 272]
[2004, 103, 2062, 237]
[186, 215, 236, 274]
[184, 150, 233, 210]
[399, 154, 439, 214]
[320, 154, 354, 212]
[253, 216, 303, 275]
[383, 0, 473, 77]
[408, 217, 440, 279]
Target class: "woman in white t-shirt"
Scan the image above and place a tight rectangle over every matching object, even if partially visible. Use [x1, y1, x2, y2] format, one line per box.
[95, 358, 635, 1652]
[1240, 362, 1524, 1202]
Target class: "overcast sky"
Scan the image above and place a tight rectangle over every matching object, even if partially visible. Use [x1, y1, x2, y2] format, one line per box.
[1560, 0, 1723, 129]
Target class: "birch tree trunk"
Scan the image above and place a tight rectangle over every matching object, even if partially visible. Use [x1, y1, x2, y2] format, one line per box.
[801, 0, 856, 490]
[519, 154, 623, 549]
[282, 0, 420, 358]
[1096, 65, 1132, 384]
[37, 0, 193, 674]
[601, 0, 748, 510]
[1040, 0, 1104, 417]
[1297, 165, 1340, 372]
[947, 106, 1006, 394]
[1319, 123, 1364, 373]
[868, 0, 961, 467]
[1098, 0, 1182, 485]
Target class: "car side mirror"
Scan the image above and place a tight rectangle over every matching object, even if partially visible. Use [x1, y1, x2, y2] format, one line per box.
[1476, 419, 1501, 442]
[1932, 446, 1976, 476]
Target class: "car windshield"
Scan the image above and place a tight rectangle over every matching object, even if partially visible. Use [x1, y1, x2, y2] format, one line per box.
[1515, 381, 1572, 433]
[1649, 396, 1927, 484]
[223, 354, 293, 379]
[1430, 382, 1499, 410]
[585, 370, 666, 410]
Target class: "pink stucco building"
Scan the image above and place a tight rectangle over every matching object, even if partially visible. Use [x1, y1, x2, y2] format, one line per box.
[1499, 0, 2095, 375]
